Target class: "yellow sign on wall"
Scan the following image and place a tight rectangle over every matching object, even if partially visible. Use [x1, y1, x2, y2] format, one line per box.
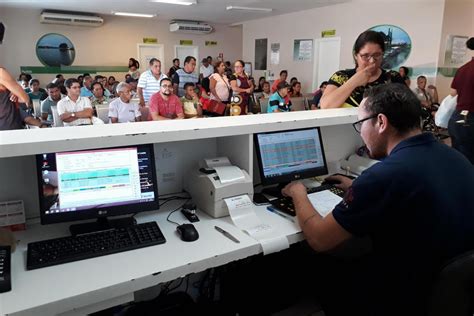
[180, 40, 193, 45]
[143, 37, 158, 43]
[321, 30, 336, 38]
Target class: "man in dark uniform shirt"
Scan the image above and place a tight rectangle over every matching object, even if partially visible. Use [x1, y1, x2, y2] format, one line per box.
[283, 83, 474, 316]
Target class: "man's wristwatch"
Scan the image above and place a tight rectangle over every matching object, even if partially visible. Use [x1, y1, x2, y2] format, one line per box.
[71, 112, 76, 118]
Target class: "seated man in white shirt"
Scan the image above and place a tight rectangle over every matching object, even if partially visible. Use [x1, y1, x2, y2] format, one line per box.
[108, 82, 141, 123]
[57, 78, 94, 126]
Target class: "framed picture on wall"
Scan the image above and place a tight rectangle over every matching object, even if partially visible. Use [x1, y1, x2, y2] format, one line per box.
[367, 25, 411, 69]
[444, 35, 469, 66]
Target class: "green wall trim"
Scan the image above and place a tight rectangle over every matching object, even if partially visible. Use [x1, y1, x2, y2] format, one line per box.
[20, 66, 129, 74]
[390, 66, 459, 78]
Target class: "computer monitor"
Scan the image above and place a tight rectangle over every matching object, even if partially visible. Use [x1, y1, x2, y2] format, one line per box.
[36, 143, 159, 235]
[254, 127, 328, 193]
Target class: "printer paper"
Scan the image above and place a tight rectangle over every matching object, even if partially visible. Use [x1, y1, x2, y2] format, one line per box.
[225, 194, 289, 255]
[340, 154, 379, 175]
[307, 190, 342, 217]
[259, 236, 289, 255]
[224, 194, 260, 230]
[214, 166, 245, 184]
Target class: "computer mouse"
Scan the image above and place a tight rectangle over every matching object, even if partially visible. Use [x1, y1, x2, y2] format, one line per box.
[176, 224, 199, 242]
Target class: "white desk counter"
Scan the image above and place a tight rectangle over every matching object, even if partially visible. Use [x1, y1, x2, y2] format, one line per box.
[0, 108, 358, 158]
[0, 201, 302, 316]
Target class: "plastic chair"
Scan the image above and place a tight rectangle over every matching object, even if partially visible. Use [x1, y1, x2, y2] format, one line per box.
[429, 250, 474, 316]
[32, 99, 41, 118]
[259, 98, 269, 114]
[290, 97, 306, 111]
[51, 106, 64, 127]
[96, 107, 110, 124]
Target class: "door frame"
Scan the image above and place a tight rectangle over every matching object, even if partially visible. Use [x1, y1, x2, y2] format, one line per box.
[174, 45, 199, 74]
[312, 37, 341, 89]
[137, 43, 165, 73]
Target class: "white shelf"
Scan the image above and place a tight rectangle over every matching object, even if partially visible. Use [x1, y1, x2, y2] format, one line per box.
[0, 109, 358, 158]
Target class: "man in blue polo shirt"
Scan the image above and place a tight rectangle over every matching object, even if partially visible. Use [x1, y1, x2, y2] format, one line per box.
[282, 83, 474, 316]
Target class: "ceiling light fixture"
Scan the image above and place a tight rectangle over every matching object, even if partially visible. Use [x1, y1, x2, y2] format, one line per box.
[226, 6, 273, 12]
[113, 12, 157, 18]
[150, 0, 197, 5]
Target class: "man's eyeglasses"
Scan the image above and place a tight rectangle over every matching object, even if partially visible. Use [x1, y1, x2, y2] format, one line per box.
[358, 53, 383, 61]
[161, 84, 172, 89]
[352, 114, 379, 133]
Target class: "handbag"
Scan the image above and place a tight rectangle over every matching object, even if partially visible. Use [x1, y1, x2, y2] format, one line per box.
[435, 95, 457, 128]
[208, 99, 227, 116]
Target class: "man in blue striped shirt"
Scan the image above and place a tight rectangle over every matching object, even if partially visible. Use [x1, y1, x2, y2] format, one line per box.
[137, 58, 167, 107]
[172, 56, 199, 97]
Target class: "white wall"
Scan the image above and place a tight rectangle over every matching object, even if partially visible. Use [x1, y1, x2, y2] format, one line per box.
[0, 7, 242, 84]
[242, 0, 445, 93]
[436, 0, 474, 98]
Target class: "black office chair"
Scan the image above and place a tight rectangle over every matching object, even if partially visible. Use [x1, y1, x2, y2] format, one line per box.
[429, 250, 474, 316]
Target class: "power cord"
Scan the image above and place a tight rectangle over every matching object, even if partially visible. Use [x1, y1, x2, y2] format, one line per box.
[166, 199, 191, 226]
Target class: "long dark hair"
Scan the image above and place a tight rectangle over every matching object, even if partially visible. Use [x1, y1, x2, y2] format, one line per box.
[353, 30, 385, 55]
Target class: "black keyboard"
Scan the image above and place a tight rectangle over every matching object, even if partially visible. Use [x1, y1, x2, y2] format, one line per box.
[27, 221, 166, 270]
[269, 185, 345, 217]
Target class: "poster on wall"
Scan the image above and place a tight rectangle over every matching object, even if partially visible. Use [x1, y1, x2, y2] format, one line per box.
[270, 43, 280, 65]
[36, 33, 75, 67]
[293, 39, 313, 62]
[255, 38, 268, 70]
[367, 25, 411, 69]
[444, 35, 469, 66]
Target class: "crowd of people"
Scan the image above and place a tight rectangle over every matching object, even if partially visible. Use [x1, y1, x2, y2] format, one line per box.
[1, 31, 472, 164]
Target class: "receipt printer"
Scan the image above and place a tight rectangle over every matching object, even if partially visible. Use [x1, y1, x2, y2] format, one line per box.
[184, 157, 254, 218]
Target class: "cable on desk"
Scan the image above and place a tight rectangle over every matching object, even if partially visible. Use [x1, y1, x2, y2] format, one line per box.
[166, 199, 190, 226]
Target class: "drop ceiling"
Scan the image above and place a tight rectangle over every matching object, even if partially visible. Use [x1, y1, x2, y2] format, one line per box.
[0, 0, 349, 24]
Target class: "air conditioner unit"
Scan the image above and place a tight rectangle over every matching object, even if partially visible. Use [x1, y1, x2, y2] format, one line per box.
[40, 10, 104, 27]
[169, 21, 213, 34]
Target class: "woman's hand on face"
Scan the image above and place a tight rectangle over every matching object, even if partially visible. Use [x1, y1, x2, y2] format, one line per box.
[352, 63, 377, 87]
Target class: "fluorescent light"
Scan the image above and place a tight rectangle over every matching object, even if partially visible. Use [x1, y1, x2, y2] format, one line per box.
[150, 0, 197, 5]
[113, 12, 156, 18]
[226, 6, 273, 12]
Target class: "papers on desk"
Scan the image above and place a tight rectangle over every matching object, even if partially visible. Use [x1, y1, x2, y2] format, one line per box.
[308, 190, 343, 217]
[224, 194, 289, 255]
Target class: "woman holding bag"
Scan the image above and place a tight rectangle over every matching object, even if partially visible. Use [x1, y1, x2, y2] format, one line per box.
[207, 61, 230, 116]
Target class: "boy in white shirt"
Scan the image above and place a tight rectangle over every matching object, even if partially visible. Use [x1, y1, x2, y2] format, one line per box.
[108, 82, 142, 123]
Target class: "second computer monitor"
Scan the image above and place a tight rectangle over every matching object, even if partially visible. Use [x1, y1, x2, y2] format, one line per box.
[254, 127, 328, 186]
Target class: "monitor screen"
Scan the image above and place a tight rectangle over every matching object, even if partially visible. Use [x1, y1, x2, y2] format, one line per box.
[254, 127, 328, 185]
[36, 144, 159, 225]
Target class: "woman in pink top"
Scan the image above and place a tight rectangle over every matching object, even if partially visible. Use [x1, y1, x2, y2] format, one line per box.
[209, 61, 230, 103]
